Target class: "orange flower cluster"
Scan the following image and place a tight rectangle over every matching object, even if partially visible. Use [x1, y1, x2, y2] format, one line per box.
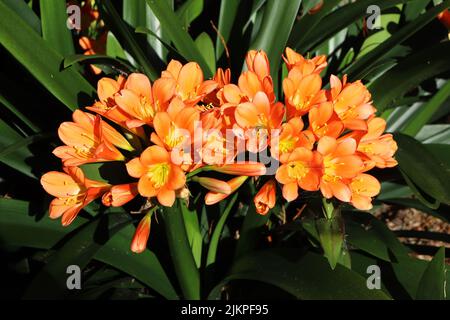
[41, 48, 397, 252]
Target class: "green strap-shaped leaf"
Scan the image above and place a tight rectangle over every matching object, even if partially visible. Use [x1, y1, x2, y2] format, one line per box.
[210, 249, 391, 300]
[2, 0, 41, 34]
[0, 198, 178, 299]
[176, 0, 203, 31]
[100, 0, 159, 80]
[345, 0, 450, 80]
[180, 200, 203, 268]
[0, 0, 95, 110]
[145, 0, 213, 77]
[288, 0, 341, 50]
[206, 193, 238, 267]
[106, 31, 127, 60]
[63, 54, 136, 74]
[40, 0, 75, 57]
[343, 211, 410, 261]
[250, 0, 302, 76]
[416, 125, 450, 144]
[0, 133, 53, 178]
[0, 93, 40, 133]
[95, 223, 179, 300]
[295, 0, 410, 53]
[416, 247, 446, 300]
[195, 32, 216, 75]
[23, 211, 132, 299]
[394, 133, 450, 205]
[162, 199, 200, 299]
[402, 80, 450, 136]
[215, 0, 239, 59]
[123, 0, 168, 61]
[370, 42, 450, 112]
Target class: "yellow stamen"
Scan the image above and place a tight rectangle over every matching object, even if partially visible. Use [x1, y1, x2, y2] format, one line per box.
[287, 161, 309, 180]
[147, 163, 170, 188]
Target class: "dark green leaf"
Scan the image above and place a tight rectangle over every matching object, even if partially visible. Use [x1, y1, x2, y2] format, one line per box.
[345, 0, 450, 80]
[370, 42, 450, 112]
[100, 0, 159, 80]
[296, 0, 410, 53]
[288, 0, 341, 50]
[416, 247, 446, 300]
[176, 0, 203, 31]
[144, 0, 213, 77]
[0, 1, 95, 110]
[195, 32, 216, 74]
[210, 249, 391, 299]
[63, 54, 135, 74]
[2, 0, 41, 33]
[402, 80, 450, 136]
[394, 133, 450, 205]
[106, 31, 127, 60]
[162, 199, 200, 299]
[0, 198, 178, 299]
[206, 193, 237, 267]
[180, 199, 202, 268]
[250, 0, 302, 76]
[23, 211, 132, 299]
[40, 0, 75, 57]
[215, 0, 239, 59]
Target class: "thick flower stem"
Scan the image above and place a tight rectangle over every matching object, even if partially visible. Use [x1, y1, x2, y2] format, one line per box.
[322, 197, 335, 220]
[162, 199, 200, 300]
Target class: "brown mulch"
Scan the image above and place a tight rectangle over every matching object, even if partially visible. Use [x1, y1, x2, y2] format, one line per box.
[375, 205, 450, 261]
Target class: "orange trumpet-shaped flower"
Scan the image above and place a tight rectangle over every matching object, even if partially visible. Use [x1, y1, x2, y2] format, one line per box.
[41, 167, 110, 226]
[243, 50, 275, 103]
[126, 145, 186, 207]
[150, 99, 200, 162]
[308, 102, 344, 139]
[254, 180, 277, 215]
[235, 91, 284, 130]
[275, 147, 322, 202]
[205, 176, 248, 205]
[237, 71, 275, 104]
[162, 60, 217, 106]
[102, 183, 139, 207]
[87, 76, 145, 138]
[270, 117, 315, 162]
[329, 75, 376, 131]
[356, 117, 398, 169]
[283, 47, 327, 74]
[114, 73, 175, 128]
[131, 213, 151, 253]
[246, 50, 270, 80]
[283, 67, 326, 118]
[203, 68, 232, 106]
[192, 176, 231, 194]
[53, 110, 131, 166]
[349, 173, 381, 210]
[200, 129, 239, 165]
[210, 162, 267, 176]
[234, 91, 284, 152]
[317, 136, 364, 202]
